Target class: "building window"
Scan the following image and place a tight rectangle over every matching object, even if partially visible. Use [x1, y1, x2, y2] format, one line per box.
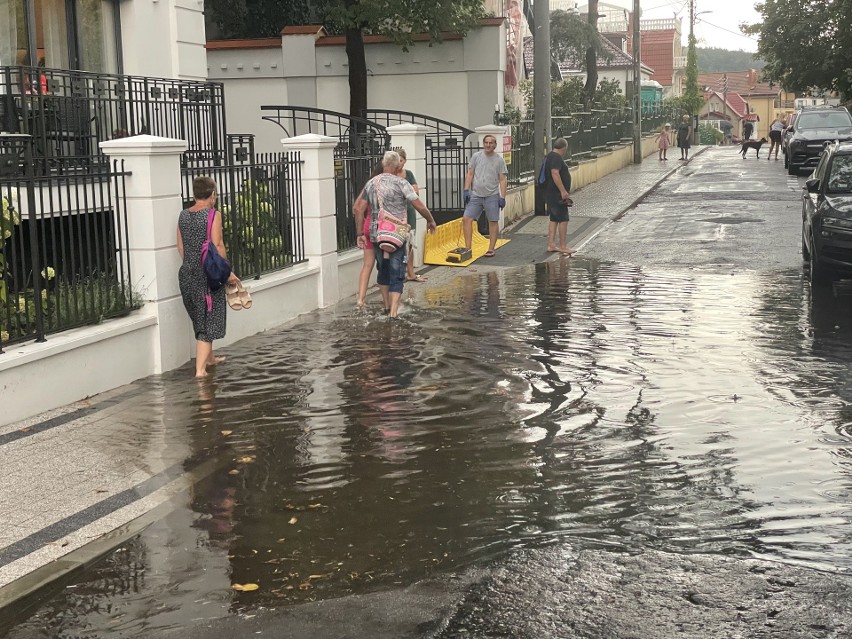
[0, 0, 119, 72]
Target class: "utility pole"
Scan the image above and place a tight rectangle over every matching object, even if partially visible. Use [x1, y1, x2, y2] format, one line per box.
[632, 0, 641, 164]
[534, 0, 551, 161]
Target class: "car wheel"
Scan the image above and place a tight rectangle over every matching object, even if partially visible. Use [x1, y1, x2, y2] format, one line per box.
[788, 162, 797, 176]
[784, 152, 789, 169]
[809, 234, 830, 286]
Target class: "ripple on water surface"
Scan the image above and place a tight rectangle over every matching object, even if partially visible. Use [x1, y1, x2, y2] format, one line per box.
[5, 260, 852, 637]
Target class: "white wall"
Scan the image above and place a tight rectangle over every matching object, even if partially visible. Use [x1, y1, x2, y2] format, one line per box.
[120, 0, 207, 80]
[206, 21, 506, 149]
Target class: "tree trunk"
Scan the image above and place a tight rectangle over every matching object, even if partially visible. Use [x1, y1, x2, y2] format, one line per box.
[345, 27, 367, 117]
[343, 0, 367, 118]
[583, 0, 599, 106]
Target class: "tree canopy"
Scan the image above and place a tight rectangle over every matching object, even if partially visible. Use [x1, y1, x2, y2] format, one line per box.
[744, 0, 852, 98]
[697, 47, 764, 73]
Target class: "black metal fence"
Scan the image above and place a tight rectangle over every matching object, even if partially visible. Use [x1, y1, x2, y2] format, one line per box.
[261, 106, 389, 252]
[0, 135, 134, 351]
[181, 151, 306, 279]
[0, 66, 226, 176]
[364, 110, 476, 217]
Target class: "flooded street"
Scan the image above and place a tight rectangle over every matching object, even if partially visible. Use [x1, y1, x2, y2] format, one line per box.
[4, 150, 852, 637]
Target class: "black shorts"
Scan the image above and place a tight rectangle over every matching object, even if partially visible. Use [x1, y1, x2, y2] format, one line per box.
[547, 200, 570, 223]
[770, 129, 782, 143]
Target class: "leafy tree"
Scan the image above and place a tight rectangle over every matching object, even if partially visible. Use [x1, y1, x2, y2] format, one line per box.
[682, 31, 703, 116]
[550, 10, 605, 73]
[743, 0, 852, 98]
[697, 47, 764, 73]
[206, 0, 319, 39]
[583, 0, 600, 106]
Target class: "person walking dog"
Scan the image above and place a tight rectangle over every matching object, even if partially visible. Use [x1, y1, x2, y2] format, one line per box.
[462, 135, 508, 257]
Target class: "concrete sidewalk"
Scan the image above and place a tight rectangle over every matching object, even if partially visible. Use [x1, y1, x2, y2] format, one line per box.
[0, 150, 698, 610]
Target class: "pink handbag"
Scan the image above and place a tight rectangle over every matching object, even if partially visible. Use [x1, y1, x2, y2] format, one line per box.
[374, 175, 410, 253]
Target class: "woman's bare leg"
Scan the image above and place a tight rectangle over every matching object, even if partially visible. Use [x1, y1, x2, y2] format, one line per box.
[195, 340, 212, 378]
[357, 248, 374, 306]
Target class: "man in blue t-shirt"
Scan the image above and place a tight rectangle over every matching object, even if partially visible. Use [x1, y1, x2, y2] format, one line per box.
[542, 138, 574, 255]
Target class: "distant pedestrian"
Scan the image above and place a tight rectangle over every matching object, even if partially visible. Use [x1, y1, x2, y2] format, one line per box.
[742, 120, 754, 141]
[396, 149, 426, 283]
[177, 176, 238, 378]
[658, 123, 672, 161]
[353, 151, 436, 318]
[543, 137, 575, 255]
[463, 135, 508, 257]
[768, 117, 784, 160]
[677, 115, 692, 160]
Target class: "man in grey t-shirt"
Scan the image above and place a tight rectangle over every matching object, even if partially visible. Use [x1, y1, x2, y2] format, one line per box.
[463, 134, 508, 257]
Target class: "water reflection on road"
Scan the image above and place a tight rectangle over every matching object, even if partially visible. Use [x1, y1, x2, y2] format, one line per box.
[5, 258, 852, 636]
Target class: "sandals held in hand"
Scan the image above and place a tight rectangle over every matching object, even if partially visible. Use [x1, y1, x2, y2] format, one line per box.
[226, 280, 253, 310]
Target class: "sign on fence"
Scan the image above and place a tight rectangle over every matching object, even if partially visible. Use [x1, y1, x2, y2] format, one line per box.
[503, 134, 513, 165]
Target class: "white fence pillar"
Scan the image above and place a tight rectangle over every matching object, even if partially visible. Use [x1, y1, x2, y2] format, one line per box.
[281, 133, 340, 307]
[100, 134, 190, 374]
[387, 123, 429, 267]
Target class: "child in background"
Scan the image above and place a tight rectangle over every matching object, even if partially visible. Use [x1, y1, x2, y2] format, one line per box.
[658, 123, 671, 161]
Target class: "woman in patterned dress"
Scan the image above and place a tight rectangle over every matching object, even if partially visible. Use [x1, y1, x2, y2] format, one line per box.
[177, 176, 237, 378]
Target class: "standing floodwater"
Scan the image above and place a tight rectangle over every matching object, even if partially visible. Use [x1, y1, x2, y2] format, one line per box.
[4, 247, 852, 636]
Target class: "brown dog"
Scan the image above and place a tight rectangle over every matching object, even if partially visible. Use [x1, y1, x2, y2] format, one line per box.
[739, 137, 768, 158]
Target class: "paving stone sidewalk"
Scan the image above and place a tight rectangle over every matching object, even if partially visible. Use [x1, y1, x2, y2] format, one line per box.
[0, 150, 696, 609]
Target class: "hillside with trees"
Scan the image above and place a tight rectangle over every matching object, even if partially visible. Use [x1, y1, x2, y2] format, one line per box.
[697, 47, 765, 72]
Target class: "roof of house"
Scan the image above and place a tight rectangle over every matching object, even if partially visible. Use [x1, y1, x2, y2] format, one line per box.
[639, 29, 677, 86]
[704, 90, 748, 118]
[523, 34, 653, 78]
[698, 71, 778, 97]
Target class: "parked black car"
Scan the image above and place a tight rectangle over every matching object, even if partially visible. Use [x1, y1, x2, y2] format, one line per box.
[787, 106, 852, 175]
[781, 111, 797, 168]
[802, 141, 852, 283]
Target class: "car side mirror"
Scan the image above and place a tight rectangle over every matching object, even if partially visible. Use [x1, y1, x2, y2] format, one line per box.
[806, 178, 821, 193]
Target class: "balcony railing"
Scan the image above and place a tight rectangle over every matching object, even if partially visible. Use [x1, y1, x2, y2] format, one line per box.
[673, 56, 687, 69]
[0, 66, 226, 176]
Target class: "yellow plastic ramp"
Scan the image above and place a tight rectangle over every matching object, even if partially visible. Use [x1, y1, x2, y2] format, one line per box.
[423, 218, 510, 267]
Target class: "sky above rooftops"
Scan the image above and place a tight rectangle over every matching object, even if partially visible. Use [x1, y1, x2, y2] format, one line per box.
[636, 0, 760, 52]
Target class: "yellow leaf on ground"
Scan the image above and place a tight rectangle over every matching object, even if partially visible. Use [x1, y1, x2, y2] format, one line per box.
[232, 583, 260, 592]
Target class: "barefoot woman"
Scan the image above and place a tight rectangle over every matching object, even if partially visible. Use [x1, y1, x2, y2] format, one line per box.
[177, 176, 238, 377]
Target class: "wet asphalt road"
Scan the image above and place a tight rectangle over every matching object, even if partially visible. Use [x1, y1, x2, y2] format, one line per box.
[138, 149, 852, 639]
[9, 148, 852, 639]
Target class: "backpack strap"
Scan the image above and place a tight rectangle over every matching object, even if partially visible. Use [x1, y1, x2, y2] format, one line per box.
[202, 208, 217, 313]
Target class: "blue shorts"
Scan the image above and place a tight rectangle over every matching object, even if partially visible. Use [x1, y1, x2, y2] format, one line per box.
[463, 194, 501, 223]
[374, 245, 407, 294]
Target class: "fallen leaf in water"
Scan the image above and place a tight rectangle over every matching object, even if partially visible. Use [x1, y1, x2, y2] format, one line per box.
[221, 430, 233, 436]
[298, 582, 312, 590]
[307, 503, 323, 509]
[236, 456, 255, 463]
[308, 574, 324, 580]
[231, 583, 260, 592]
[228, 469, 240, 475]
[288, 517, 298, 525]
[277, 538, 286, 543]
